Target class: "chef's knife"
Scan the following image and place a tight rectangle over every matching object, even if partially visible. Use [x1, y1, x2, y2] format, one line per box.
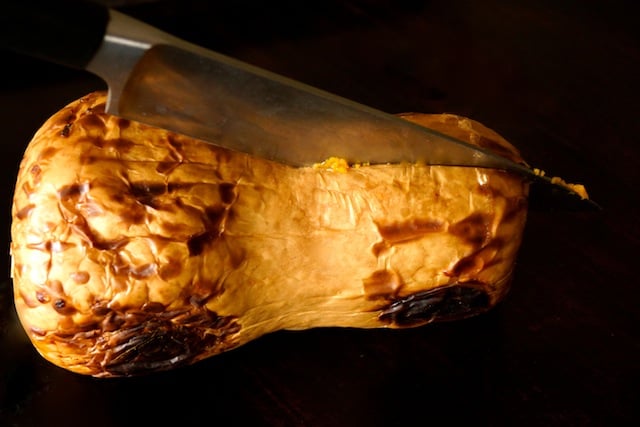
[1, 0, 598, 210]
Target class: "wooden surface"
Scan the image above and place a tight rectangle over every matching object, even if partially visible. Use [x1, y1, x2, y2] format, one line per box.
[1, 0, 638, 425]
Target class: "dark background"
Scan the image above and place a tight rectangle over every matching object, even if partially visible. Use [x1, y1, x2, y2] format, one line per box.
[1, 0, 638, 425]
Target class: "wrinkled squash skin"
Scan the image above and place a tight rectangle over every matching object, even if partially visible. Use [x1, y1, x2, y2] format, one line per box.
[10, 92, 528, 377]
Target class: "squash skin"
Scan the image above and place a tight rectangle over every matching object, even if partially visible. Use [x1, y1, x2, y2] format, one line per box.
[10, 91, 528, 377]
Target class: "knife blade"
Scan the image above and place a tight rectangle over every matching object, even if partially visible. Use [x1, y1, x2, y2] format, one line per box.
[2, 0, 598, 210]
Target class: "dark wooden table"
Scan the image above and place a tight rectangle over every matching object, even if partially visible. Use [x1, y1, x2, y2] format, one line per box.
[1, 1, 638, 425]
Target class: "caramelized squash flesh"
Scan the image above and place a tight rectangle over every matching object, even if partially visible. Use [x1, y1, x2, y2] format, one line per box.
[10, 92, 528, 376]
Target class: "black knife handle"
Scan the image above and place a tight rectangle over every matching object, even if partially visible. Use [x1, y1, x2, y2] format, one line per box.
[0, 0, 109, 69]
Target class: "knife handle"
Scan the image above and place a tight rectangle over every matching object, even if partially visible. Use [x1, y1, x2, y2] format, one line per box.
[1, 0, 109, 69]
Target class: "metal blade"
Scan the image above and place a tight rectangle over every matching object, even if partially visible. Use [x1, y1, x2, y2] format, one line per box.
[87, 11, 599, 211]
[86, 11, 522, 170]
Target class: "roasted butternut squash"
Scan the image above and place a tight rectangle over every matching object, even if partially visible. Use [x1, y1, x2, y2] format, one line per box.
[10, 91, 529, 377]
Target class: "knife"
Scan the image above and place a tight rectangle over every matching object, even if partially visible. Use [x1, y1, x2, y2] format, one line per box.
[2, 0, 598, 211]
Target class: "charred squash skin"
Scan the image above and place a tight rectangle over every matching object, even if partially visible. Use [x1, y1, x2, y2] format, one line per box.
[10, 92, 528, 377]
